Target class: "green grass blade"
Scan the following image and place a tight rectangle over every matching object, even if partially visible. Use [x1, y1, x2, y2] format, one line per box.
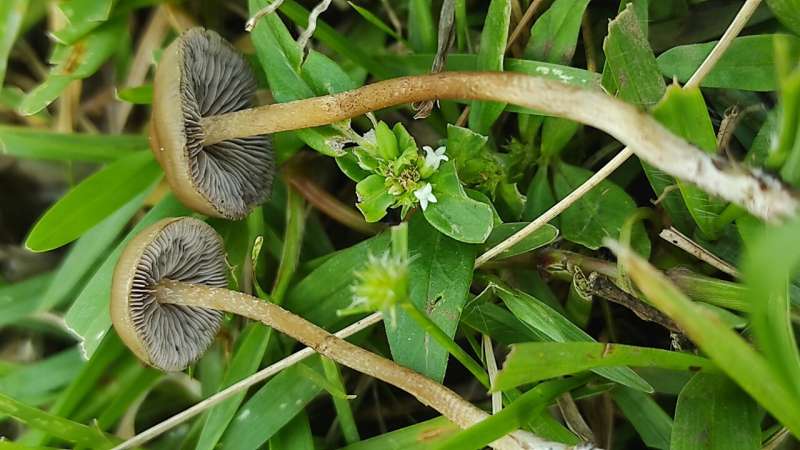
[494, 342, 714, 391]
[671, 373, 761, 450]
[0, 126, 146, 162]
[468, 0, 510, 134]
[0, 0, 28, 85]
[613, 387, 672, 450]
[608, 240, 800, 437]
[25, 150, 160, 252]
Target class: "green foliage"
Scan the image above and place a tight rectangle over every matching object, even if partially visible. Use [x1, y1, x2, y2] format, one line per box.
[3, 2, 800, 449]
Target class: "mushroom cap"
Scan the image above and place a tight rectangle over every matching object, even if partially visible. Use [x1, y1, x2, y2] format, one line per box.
[111, 217, 227, 371]
[151, 27, 274, 220]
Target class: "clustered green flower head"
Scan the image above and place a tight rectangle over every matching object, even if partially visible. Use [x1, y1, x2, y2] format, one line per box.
[352, 121, 448, 222]
[339, 252, 408, 326]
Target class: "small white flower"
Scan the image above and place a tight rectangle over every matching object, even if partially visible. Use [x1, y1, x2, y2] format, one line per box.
[423, 145, 448, 171]
[414, 182, 437, 211]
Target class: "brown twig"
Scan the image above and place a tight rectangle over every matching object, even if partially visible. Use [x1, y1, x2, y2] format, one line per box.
[586, 273, 682, 333]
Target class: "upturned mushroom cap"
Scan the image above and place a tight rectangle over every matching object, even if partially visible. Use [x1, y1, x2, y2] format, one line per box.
[150, 27, 274, 220]
[111, 217, 227, 371]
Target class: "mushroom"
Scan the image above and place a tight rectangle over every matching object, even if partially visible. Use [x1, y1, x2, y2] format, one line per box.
[150, 28, 796, 223]
[110, 216, 574, 450]
[150, 28, 274, 220]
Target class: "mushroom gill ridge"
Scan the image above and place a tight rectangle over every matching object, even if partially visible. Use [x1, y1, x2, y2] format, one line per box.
[130, 219, 227, 371]
[180, 28, 275, 220]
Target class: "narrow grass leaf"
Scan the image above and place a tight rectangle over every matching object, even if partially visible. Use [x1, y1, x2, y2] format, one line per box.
[386, 214, 476, 382]
[348, 2, 401, 40]
[657, 35, 800, 91]
[19, 18, 124, 115]
[495, 342, 714, 391]
[50, 0, 113, 44]
[494, 283, 653, 392]
[0, 349, 82, 406]
[37, 189, 147, 311]
[0, 125, 146, 162]
[602, 3, 665, 107]
[609, 241, 800, 437]
[671, 373, 761, 450]
[651, 86, 726, 239]
[766, 0, 800, 35]
[116, 84, 152, 104]
[0, 0, 27, 85]
[0, 392, 118, 448]
[321, 358, 360, 443]
[269, 411, 315, 450]
[218, 363, 323, 450]
[524, 0, 590, 64]
[408, 0, 436, 53]
[740, 218, 800, 398]
[468, 0, 510, 134]
[25, 150, 161, 252]
[480, 222, 558, 260]
[339, 416, 458, 450]
[435, 377, 585, 450]
[0, 273, 53, 328]
[613, 387, 672, 450]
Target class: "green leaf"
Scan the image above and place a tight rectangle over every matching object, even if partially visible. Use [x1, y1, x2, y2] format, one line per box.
[741, 218, 800, 399]
[468, 0, 510, 134]
[494, 283, 653, 392]
[602, 3, 666, 107]
[0, 392, 118, 448]
[540, 116, 580, 160]
[386, 214, 476, 382]
[116, 84, 152, 104]
[611, 242, 800, 437]
[424, 161, 494, 243]
[285, 233, 390, 329]
[0, 126, 145, 162]
[51, 0, 114, 44]
[63, 195, 190, 359]
[269, 411, 314, 450]
[336, 153, 370, 182]
[0, 0, 27, 85]
[613, 387, 673, 450]
[0, 273, 53, 328]
[339, 416, 458, 450]
[522, 165, 557, 224]
[657, 35, 800, 92]
[524, 0, 590, 64]
[480, 222, 559, 260]
[494, 342, 714, 391]
[0, 349, 82, 406]
[196, 324, 272, 450]
[348, 2, 401, 40]
[19, 18, 125, 115]
[671, 373, 761, 450]
[408, 0, 436, 53]
[553, 163, 650, 257]
[436, 377, 585, 450]
[25, 150, 161, 252]
[766, 0, 800, 35]
[445, 124, 502, 194]
[652, 85, 726, 239]
[218, 361, 324, 450]
[355, 174, 394, 223]
[37, 186, 149, 311]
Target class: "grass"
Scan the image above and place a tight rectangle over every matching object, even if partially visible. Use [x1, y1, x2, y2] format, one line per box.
[1, 0, 800, 449]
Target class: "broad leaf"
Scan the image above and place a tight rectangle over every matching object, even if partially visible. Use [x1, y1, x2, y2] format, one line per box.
[424, 161, 494, 243]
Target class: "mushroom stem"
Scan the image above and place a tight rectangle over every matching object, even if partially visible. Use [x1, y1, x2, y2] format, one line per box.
[155, 279, 577, 450]
[200, 71, 797, 223]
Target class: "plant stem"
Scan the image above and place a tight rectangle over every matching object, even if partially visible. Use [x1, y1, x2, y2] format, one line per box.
[399, 301, 490, 388]
[200, 71, 796, 222]
[156, 280, 574, 450]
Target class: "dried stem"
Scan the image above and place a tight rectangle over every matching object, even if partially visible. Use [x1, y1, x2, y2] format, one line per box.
[154, 280, 572, 450]
[659, 228, 740, 277]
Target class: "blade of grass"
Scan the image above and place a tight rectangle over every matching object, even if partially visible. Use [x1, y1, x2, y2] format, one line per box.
[494, 342, 714, 391]
[606, 239, 800, 437]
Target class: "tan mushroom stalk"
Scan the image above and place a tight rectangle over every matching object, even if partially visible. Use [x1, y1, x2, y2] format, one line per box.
[152, 28, 797, 223]
[111, 217, 586, 450]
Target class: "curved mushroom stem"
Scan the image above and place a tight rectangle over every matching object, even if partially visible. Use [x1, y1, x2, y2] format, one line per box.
[155, 279, 584, 450]
[200, 71, 797, 223]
